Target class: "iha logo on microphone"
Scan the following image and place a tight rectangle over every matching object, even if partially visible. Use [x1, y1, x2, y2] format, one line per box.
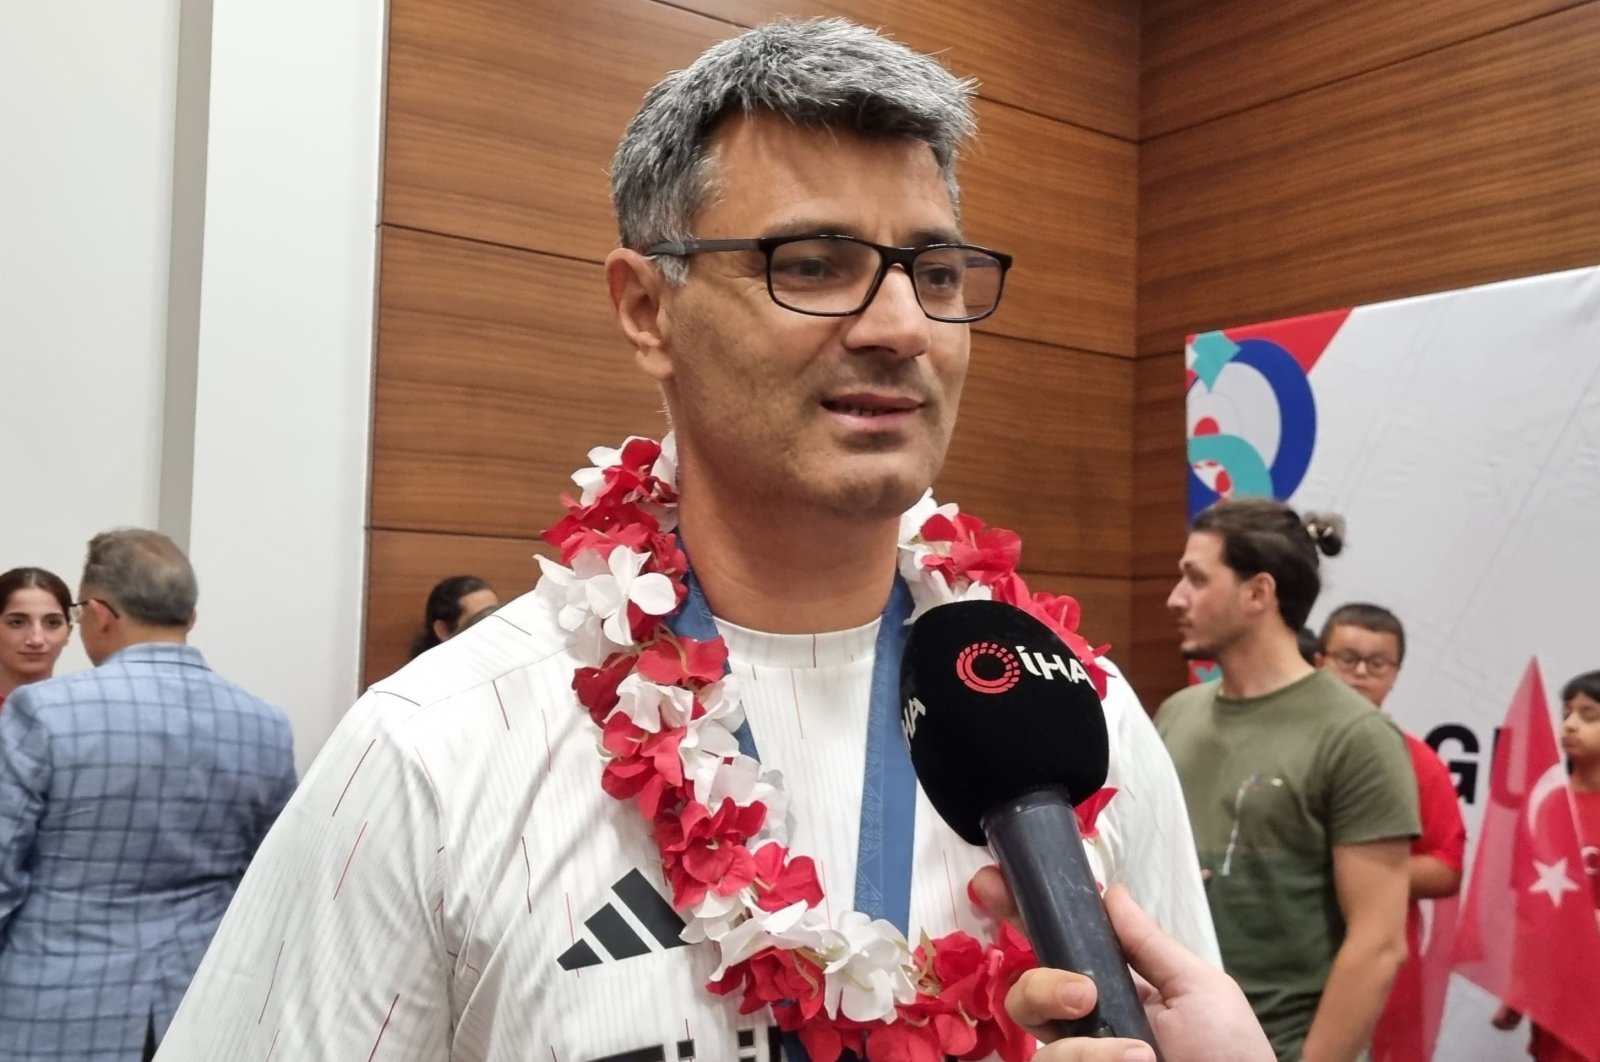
[956, 641, 1093, 693]
[955, 642, 1022, 694]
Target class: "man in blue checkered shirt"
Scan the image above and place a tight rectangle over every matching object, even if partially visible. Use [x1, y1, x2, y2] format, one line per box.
[0, 528, 297, 1061]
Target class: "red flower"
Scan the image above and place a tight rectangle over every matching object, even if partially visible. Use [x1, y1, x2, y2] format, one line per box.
[918, 512, 1022, 588]
[656, 798, 766, 908]
[1024, 590, 1082, 634]
[1075, 786, 1117, 841]
[635, 635, 728, 689]
[863, 1020, 947, 1062]
[750, 845, 825, 913]
[572, 651, 635, 722]
[543, 498, 658, 561]
[711, 946, 828, 1021]
[598, 714, 683, 818]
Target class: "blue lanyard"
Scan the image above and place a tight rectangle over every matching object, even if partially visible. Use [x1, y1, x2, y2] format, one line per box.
[668, 569, 918, 1059]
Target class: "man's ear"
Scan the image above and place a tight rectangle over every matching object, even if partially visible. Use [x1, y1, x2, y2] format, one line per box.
[606, 248, 673, 383]
[1242, 571, 1277, 616]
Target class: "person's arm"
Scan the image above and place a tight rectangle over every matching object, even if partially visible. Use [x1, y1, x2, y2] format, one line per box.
[994, 880, 1274, 1062]
[1408, 740, 1466, 901]
[1408, 853, 1461, 899]
[1301, 838, 1411, 1062]
[0, 691, 52, 948]
[158, 692, 451, 1060]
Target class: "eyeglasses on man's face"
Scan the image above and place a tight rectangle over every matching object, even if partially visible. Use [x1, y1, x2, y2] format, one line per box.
[69, 598, 121, 623]
[1326, 649, 1398, 677]
[644, 234, 1013, 323]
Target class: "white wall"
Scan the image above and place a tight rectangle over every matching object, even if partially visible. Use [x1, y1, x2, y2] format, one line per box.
[183, 0, 385, 768]
[0, 4, 179, 680]
[0, 0, 386, 770]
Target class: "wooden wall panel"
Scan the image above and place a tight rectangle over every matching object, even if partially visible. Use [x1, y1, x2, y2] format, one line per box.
[939, 337, 1131, 576]
[1131, 351, 1186, 578]
[1129, 576, 1185, 708]
[963, 101, 1135, 355]
[385, 0, 733, 261]
[385, 0, 1134, 355]
[668, 0, 1140, 138]
[1140, 2, 1600, 355]
[1142, 0, 1583, 137]
[371, 228, 664, 538]
[364, 529, 550, 688]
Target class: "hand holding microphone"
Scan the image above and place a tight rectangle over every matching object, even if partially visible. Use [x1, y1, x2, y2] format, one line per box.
[900, 601, 1271, 1062]
[974, 873, 1273, 1062]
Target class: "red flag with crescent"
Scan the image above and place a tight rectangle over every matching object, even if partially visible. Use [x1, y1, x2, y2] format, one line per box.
[1454, 659, 1600, 1061]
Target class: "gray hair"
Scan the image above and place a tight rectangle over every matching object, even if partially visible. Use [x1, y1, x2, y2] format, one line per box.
[81, 528, 198, 627]
[610, 17, 978, 283]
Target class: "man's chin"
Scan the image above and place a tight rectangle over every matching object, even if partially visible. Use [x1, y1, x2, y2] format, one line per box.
[1178, 643, 1218, 661]
[813, 456, 935, 519]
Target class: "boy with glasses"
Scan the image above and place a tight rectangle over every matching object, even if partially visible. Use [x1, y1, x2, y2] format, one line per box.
[1318, 603, 1466, 1062]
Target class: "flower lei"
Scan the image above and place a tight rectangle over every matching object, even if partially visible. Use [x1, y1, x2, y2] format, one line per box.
[536, 435, 1113, 1062]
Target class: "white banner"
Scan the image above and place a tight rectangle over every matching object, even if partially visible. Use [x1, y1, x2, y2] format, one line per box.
[1185, 265, 1600, 1061]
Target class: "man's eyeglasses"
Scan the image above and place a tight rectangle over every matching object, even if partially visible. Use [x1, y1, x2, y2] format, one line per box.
[1326, 649, 1399, 677]
[69, 598, 121, 623]
[644, 234, 1013, 323]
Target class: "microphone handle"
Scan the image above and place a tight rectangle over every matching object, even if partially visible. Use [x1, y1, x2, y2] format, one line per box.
[983, 789, 1163, 1058]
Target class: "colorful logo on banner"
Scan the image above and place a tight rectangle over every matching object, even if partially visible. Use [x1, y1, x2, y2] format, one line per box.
[1184, 309, 1350, 683]
[1185, 308, 1350, 520]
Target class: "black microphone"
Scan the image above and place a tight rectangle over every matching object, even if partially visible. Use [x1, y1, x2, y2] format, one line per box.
[899, 599, 1160, 1055]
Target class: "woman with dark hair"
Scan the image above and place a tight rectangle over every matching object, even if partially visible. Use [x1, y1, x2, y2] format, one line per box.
[0, 567, 73, 712]
[409, 575, 498, 659]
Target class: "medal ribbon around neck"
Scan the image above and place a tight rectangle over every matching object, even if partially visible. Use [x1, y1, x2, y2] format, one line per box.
[535, 434, 1114, 1062]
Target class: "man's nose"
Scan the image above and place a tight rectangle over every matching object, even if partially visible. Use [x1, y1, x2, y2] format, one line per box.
[845, 267, 932, 361]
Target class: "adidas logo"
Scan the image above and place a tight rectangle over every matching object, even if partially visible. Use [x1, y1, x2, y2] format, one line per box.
[558, 869, 688, 970]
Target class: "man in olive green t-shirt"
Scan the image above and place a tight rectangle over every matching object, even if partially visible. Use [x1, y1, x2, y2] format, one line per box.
[1158, 499, 1418, 1062]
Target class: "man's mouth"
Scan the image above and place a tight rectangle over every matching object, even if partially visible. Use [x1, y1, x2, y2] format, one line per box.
[821, 392, 922, 418]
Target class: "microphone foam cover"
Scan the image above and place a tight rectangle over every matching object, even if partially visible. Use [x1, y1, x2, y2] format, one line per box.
[900, 600, 1110, 846]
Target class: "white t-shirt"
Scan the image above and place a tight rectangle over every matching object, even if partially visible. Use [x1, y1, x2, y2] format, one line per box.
[158, 585, 1218, 1061]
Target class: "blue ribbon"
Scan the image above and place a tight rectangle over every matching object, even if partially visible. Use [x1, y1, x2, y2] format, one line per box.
[667, 568, 918, 1061]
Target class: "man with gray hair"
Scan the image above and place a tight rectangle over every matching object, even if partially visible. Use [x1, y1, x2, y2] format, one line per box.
[158, 19, 1240, 1062]
[0, 528, 296, 1062]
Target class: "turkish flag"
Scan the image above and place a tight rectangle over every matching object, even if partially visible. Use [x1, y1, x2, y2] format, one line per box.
[1453, 659, 1600, 1061]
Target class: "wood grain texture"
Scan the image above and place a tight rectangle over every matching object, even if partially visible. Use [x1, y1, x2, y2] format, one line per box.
[384, 0, 1135, 355]
[385, 0, 734, 261]
[1142, 0, 1585, 137]
[370, 227, 665, 538]
[660, 0, 1139, 138]
[940, 336, 1132, 575]
[1140, 3, 1600, 356]
[1128, 575, 1187, 710]
[363, 529, 551, 689]
[963, 99, 1136, 355]
[1132, 351, 1187, 577]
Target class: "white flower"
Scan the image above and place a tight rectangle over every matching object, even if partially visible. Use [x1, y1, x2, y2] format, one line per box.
[901, 563, 995, 623]
[614, 673, 698, 733]
[534, 552, 613, 665]
[896, 490, 941, 544]
[705, 899, 834, 980]
[588, 548, 677, 646]
[817, 911, 917, 1022]
[653, 432, 678, 489]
